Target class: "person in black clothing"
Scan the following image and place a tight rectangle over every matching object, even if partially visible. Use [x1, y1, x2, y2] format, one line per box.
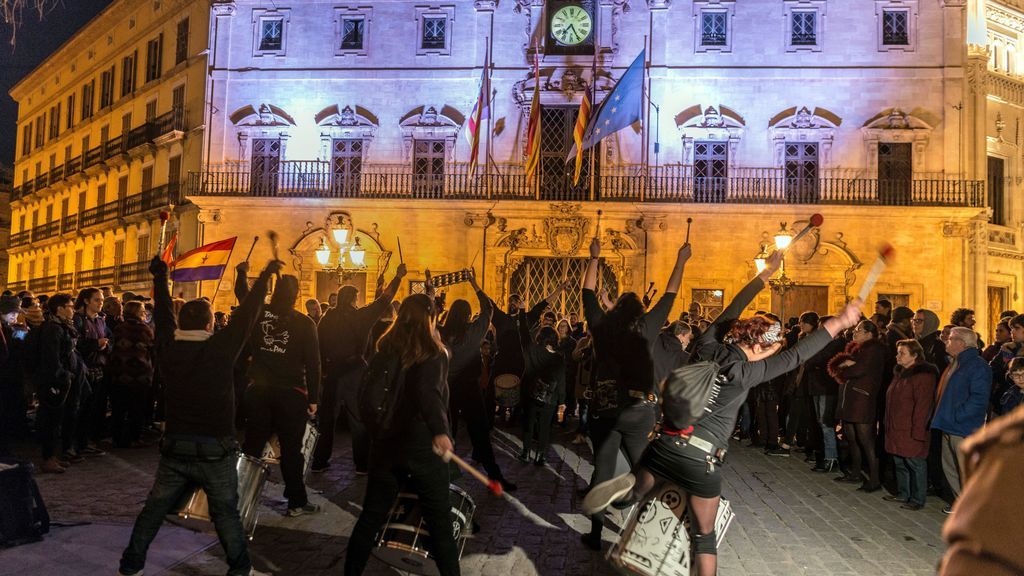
[344, 292, 461, 576]
[579, 236, 690, 551]
[0, 295, 30, 456]
[238, 270, 322, 516]
[653, 320, 693, 386]
[440, 270, 516, 491]
[72, 287, 111, 457]
[32, 294, 86, 474]
[312, 265, 406, 473]
[585, 277, 862, 576]
[520, 326, 566, 465]
[117, 257, 280, 576]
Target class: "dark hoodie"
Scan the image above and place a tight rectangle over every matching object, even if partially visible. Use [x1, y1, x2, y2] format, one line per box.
[916, 309, 949, 374]
[247, 275, 322, 403]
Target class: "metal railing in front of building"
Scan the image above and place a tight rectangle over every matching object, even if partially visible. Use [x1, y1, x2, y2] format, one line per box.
[75, 266, 116, 288]
[57, 273, 74, 291]
[14, 260, 152, 296]
[116, 261, 151, 286]
[9, 106, 188, 202]
[8, 183, 182, 250]
[28, 275, 57, 293]
[186, 163, 987, 208]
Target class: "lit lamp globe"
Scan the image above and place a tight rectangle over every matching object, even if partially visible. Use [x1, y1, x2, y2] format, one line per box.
[315, 239, 332, 266]
[332, 227, 350, 245]
[773, 224, 793, 250]
[753, 245, 769, 273]
[349, 239, 366, 267]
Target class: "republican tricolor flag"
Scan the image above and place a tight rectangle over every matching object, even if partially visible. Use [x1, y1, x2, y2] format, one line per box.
[466, 50, 490, 177]
[170, 237, 237, 282]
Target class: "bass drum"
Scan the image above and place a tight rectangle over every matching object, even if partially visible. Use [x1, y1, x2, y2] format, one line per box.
[372, 484, 476, 576]
[608, 481, 734, 576]
[174, 454, 268, 539]
[493, 374, 521, 408]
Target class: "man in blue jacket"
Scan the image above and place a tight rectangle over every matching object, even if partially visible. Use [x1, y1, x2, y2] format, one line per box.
[931, 327, 992, 513]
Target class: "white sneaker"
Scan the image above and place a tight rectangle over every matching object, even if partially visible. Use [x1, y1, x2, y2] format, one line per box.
[581, 472, 636, 515]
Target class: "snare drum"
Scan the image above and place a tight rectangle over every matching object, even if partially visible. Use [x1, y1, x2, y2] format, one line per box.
[608, 482, 735, 576]
[493, 374, 520, 408]
[260, 421, 320, 478]
[372, 484, 476, 576]
[175, 454, 268, 539]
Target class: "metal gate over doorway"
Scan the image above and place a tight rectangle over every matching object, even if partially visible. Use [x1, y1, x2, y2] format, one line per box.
[509, 257, 618, 318]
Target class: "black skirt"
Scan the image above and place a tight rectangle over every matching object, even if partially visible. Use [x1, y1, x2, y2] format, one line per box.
[640, 435, 722, 499]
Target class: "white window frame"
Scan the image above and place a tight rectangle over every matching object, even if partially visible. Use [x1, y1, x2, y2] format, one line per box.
[335, 7, 372, 57]
[693, 1, 736, 54]
[415, 5, 455, 56]
[252, 9, 291, 57]
[783, 0, 826, 53]
[875, 0, 917, 52]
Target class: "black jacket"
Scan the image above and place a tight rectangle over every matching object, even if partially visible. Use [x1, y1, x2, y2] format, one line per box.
[653, 330, 690, 385]
[523, 341, 566, 406]
[393, 352, 451, 439]
[490, 300, 548, 377]
[317, 291, 396, 382]
[248, 308, 322, 403]
[158, 267, 270, 439]
[32, 318, 84, 405]
[442, 291, 493, 384]
[918, 331, 949, 374]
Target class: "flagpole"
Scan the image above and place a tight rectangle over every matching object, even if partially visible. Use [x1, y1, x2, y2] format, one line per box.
[588, 47, 599, 203]
[641, 34, 651, 203]
[485, 33, 494, 179]
[209, 240, 238, 310]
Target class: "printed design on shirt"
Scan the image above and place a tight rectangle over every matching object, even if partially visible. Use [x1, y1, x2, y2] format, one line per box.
[259, 312, 289, 354]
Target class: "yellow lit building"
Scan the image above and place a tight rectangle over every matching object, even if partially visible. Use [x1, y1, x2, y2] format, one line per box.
[6, 0, 1024, 342]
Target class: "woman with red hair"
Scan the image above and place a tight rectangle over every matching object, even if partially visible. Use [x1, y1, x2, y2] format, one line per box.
[584, 250, 861, 576]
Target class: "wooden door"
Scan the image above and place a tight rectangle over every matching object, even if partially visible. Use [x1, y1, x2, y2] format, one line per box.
[878, 142, 912, 205]
[771, 285, 829, 324]
[251, 138, 281, 197]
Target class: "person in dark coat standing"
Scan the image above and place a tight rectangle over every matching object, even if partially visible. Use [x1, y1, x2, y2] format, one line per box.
[829, 320, 887, 492]
[0, 295, 30, 455]
[108, 301, 155, 448]
[72, 287, 112, 456]
[804, 314, 845, 472]
[913, 309, 948, 373]
[312, 265, 405, 474]
[33, 294, 86, 473]
[520, 326, 566, 465]
[883, 339, 937, 510]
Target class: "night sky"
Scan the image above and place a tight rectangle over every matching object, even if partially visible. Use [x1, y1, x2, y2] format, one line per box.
[0, 1, 113, 167]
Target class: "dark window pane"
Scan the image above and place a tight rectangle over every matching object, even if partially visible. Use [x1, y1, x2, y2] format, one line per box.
[422, 17, 446, 50]
[882, 10, 909, 45]
[341, 18, 364, 50]
[701, 12, 727, 46]
[791, 12, 816, 46]
[260, 19, 284, 51]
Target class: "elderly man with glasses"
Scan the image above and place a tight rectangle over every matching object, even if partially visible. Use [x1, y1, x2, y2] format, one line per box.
[930, 327, 992, 514]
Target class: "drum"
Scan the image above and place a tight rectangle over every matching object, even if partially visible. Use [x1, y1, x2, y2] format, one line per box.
[372, 484, 476, 576]
[260, 421, 320, 477]
[608, 482, 735, 576]
[176, 454, 268, 539]
[493, 374, 520, 408]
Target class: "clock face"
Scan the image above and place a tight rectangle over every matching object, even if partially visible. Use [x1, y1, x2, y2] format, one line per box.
[551, 5, 592, 46]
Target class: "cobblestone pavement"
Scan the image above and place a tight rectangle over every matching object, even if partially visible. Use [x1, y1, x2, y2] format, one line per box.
[2, 420, 947, 575]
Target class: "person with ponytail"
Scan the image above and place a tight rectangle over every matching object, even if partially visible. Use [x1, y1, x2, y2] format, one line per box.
[583, 249, 862, 576]
[345, 291, 461, 576]
[239, 272, 322, 517]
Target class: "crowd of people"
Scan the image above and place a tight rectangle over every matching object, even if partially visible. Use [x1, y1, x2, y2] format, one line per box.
[0, 238, 1021, 576]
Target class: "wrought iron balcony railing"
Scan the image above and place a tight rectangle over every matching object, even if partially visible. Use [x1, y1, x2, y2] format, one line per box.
[186, 164, 986, 208]
[14, 260, 153, 296]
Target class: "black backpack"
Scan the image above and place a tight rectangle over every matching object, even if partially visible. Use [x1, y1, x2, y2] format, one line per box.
[661, 361, 724, 430]
[357, 349, 407, 438]
[0, 458, 50, 548]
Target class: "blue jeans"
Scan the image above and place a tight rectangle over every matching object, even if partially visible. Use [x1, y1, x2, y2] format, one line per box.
[120, 453, 251, 576]
[893, 455, 928, 506]
[813, 395, 837, 460]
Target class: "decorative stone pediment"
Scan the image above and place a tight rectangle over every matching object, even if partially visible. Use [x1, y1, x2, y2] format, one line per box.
[399, 105, 464, 162]
[316, 105, 379, 159]
[230, 104, 295, 161]
[861, 108, 934, 173]
[768, 106, 841, 167]
[676, 104, 745, 164]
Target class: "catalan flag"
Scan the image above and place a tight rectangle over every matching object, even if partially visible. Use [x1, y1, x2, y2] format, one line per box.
[572, 89, 591, 186]
[160, 232, 178, 266]
[466, 50, 490, 177]
[523, 48, 542, 182]
[170, 237, 237, 282]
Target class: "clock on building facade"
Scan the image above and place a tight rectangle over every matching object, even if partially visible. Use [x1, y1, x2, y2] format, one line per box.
[546, 0, 595, 55]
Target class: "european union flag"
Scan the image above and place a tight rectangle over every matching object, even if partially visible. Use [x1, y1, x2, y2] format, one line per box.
[578, 49, 645, 152]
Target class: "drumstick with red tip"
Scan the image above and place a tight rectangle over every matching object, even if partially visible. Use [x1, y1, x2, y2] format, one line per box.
[443, 450, 504, 497]
[857, 243, 896, 301]
[781, 213, 824, 254]
[157, 211, 171, 255]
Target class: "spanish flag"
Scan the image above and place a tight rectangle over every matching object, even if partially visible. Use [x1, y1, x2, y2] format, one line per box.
[170, 237, 237, 282]
[523, 47, 542, 182]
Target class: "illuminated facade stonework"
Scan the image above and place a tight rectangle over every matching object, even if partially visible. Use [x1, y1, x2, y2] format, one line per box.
[6, 0, 1024, 337]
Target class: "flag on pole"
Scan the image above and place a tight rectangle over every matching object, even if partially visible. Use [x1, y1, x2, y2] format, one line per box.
[160, 232, 178, 266]
[170, 237, 237, 282]
[568, 50, 645, 158]
[572, 89, 592, 186]
[523, 47, 542, 181]
[466, 50, 490, 177]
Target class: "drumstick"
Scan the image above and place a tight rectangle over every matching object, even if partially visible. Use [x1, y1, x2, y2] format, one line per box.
[397, 236, 404, 264]
[443, 450, 503, 497]
[157, 211, 170, 255]
[267, 230, 279, 260]
[781, 213, 824, 254]
[684, 217, 693, 244]
[857, 243, 896, 302]
[244, 236, 259, 262]
[595, 209, 603, 239]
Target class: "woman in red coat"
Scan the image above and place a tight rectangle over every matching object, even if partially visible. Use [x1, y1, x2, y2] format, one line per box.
[883, 339, 937, 510]
[828, 320, 887, 492]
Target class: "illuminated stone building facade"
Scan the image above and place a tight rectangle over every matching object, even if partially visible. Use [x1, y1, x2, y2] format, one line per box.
[6, 0, 1024, 338]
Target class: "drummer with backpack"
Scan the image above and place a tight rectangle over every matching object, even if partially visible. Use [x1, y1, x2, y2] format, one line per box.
[583, 248, 863, 576]
[345, 274, 461, 576]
